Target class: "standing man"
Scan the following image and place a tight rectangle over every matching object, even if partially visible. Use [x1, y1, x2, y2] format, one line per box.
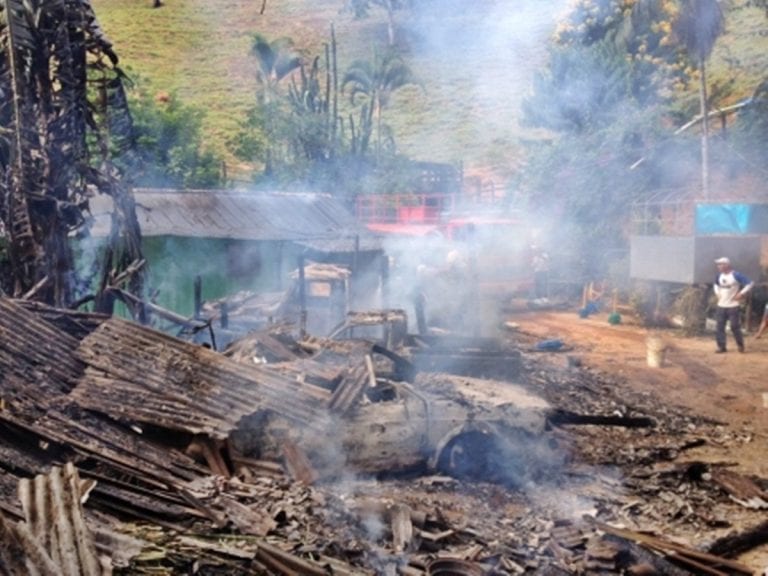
[713, 257, 753, 353]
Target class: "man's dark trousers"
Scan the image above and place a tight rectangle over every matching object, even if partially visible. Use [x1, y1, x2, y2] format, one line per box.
[715, 306, 744, 351]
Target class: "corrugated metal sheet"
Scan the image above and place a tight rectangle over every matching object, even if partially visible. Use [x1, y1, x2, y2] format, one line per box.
[89, 189, 374, 243]
[71, 317, 332, 439]
[1, 463, 102, 576]
[0, 298, 85, 421]
[0, 298, 214, 505]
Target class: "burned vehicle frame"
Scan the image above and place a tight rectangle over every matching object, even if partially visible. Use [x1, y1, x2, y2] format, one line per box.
[226, 311, 655, 485]
[230, 349, 563, 486]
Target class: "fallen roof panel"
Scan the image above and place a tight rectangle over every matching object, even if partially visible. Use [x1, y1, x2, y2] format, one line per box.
[0, 298, 85, 422]
[71, 317, 331, 438]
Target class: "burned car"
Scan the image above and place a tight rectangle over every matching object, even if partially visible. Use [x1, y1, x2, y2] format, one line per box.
[227, 330, 565, 486]
[225, 311, 653, 485]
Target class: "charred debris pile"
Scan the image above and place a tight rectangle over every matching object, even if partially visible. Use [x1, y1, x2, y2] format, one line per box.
[0, 298, 764, 575]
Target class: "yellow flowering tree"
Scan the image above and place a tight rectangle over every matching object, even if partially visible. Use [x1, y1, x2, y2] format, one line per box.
[556, 0, 725, 196]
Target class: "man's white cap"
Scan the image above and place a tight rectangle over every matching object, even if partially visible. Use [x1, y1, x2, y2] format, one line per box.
[714, 257, 730, 265]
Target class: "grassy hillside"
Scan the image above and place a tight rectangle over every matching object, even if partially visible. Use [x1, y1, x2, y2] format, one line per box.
[90, 0, 558, 183]
[91, 0, 768, 186]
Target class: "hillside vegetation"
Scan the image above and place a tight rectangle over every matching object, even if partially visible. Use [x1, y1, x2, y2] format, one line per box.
[92, 0, 767, 185]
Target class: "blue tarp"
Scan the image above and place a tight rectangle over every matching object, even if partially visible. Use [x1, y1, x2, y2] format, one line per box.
[696, 204, 768, 234]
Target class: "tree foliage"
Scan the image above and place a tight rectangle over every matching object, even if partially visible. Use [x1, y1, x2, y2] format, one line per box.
[554, 0, 723, 106]
[342, 49, 418, 158]
[250, 34, 302, 106]
[519, 0, 722, 273]
[126, 88, 224, 189]
[523, 40, 637, 133]
[235, 30, 422, 196]
[248, 34, 303, 175]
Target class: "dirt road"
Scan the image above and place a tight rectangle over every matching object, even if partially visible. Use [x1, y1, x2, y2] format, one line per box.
[507, 306, 768, 569]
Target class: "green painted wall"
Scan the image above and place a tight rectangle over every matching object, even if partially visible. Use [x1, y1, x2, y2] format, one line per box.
[143, 236, 296, 317]
[74, 235, 301, 318]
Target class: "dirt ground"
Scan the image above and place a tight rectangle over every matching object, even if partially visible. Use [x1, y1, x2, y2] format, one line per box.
[506, 305, 768, 570]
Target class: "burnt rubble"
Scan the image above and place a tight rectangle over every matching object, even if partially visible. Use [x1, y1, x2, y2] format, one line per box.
[0, 297, 765, 574]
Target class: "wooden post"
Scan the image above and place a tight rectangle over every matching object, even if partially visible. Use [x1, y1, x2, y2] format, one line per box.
[380, 254, 390, 309]
[298, 254, 307, 337]
[220, 301, 229, 329]
[193, 275, 202, 320]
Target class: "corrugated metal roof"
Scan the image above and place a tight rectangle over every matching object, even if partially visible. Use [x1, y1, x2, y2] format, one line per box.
[0, 298, 85, 422]
[88, 189, 374, 243]
[71, 317, 332, 439]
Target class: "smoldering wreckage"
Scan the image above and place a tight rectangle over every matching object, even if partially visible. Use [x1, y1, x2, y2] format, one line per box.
[3, 288, 768, 576]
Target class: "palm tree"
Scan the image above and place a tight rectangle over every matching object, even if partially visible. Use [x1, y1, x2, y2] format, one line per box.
[251, 34, 302, 105]
[342, 50, 416, 159]
[250, 34, 301, 174]
[672, 0, 724, 198]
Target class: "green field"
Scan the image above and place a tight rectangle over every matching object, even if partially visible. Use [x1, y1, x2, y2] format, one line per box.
[91, 0, 767, 185]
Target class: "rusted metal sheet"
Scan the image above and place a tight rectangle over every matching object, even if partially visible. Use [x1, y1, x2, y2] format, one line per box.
[0, 463, 103, 576]
[3, 410, 216, 527]
[269, 359, 343, 392]
[0, 298, 85, 420]
[328, 361, 370, 414]
[13, 300, 109, 340]
[71, 317, 331, 438]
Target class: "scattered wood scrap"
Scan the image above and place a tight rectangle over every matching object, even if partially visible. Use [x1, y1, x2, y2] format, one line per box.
[2, 297, 768, 574]
[593, 521, 753, 576]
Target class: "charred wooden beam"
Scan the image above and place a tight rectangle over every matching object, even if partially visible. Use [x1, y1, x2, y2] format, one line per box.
[255, 539, 366, 576]
[372, 343, 416, 382]
[593, 520, 753, 575]
[229, 455, 285, 479]
[710, 467, 768, 509]
[707, 518, 768, 557]
[547, 409, 655, 429]
[188, 437, 230, 478]
[112, 288, 207, 329]
[391, 503, 414, 553]
[281, 440, 318, 485]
